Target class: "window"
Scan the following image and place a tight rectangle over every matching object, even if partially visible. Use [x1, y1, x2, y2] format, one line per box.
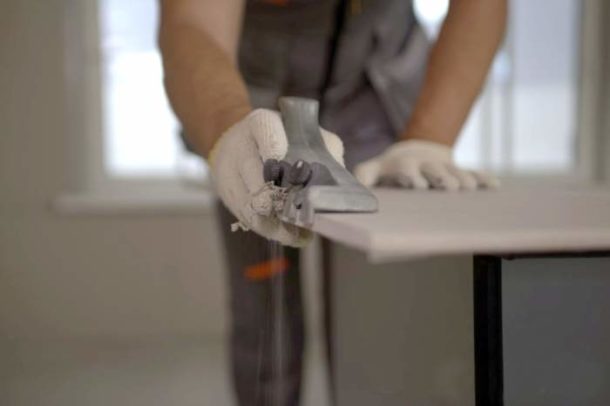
[97, 0, 583, 185]
[99, 0, 206, 181]
[415, 0, 582, 174]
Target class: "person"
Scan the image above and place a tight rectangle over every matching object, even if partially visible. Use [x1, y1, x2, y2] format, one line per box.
[159, 0, 506, 404]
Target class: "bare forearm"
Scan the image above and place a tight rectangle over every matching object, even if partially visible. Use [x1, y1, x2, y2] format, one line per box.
[403, 0, 507, 146]
[159, 6, 250, 157]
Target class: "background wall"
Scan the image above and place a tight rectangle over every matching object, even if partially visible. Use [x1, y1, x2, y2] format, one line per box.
[332, 247, 475, 406]
[601, 1, 610, 181]
[0, 5, 332, 404]
[0, 0, 228, 341]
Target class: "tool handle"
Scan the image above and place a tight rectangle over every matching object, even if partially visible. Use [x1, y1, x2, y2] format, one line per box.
[278, 97, 352, 185]
[275, 97, 378, 226]
[278, 98, 327, 157]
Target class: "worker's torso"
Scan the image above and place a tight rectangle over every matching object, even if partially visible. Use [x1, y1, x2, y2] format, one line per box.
[239, 0, 430, 167]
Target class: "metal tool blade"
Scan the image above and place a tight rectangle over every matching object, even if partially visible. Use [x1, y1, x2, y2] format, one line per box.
[269, 97, 378, 228]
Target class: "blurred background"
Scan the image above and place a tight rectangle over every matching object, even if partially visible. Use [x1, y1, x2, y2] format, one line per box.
[1, 0, 610, 405]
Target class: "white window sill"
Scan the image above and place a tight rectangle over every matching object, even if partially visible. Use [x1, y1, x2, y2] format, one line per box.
[54, 188, 217, 215]
[52, 173, 594, 216]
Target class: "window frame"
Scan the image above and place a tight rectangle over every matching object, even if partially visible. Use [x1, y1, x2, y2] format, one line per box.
[64, 0, 605, 202]
[577, 0, 609, 183]
[64, 0, 209, 198]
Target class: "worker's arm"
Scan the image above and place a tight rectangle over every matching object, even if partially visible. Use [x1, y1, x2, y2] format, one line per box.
[158, 0, 345, 245]
[402, 0, 508, 146]
[355, 0, 506, 190]
[158, 0, 250, 157]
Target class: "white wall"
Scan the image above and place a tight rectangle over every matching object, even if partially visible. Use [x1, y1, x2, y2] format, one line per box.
[331, 246, 475, 406]
[602, 1, 610, 181]
[0, 0, 228, 341]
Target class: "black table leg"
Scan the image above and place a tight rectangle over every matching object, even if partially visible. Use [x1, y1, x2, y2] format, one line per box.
[474, 256, 504, 406]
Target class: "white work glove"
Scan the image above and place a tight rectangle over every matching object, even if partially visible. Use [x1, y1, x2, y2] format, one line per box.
[210, 109, 345, 247]
[354, 139, 498, 191]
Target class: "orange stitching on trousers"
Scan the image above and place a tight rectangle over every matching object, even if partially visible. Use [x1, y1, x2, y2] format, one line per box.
[245, 257, 289, 280]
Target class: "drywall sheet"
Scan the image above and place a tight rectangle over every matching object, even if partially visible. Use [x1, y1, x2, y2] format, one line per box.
[313, 185, 610, 262]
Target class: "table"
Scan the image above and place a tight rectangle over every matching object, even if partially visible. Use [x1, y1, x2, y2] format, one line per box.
[313, 185, 610, 406]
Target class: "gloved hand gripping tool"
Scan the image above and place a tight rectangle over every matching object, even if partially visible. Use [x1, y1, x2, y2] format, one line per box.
[263, 97, 378, 228]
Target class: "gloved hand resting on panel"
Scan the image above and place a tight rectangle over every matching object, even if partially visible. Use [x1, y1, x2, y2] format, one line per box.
[209, 109, 345, 247]
[354, 139, 499, 191]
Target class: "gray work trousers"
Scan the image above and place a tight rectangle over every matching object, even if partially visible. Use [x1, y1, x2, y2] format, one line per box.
[218, 6, 425, 400]
[217, 204, 334, 406]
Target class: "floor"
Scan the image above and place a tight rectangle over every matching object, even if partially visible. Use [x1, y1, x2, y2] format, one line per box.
[0, 337, 330, 406]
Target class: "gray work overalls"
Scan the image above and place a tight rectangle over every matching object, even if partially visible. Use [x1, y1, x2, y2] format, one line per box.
[216, 1, 429, 405]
